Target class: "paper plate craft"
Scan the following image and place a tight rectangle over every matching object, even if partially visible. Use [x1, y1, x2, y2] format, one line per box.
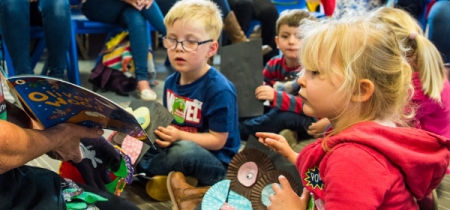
[202, 180, 230, 210]
[202, 180, 253, 210]
[250, 170, 299, 210]
[227, 149, 275, 199]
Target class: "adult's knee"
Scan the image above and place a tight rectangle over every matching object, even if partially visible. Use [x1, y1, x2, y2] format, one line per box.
[0, 0, 28, 15]
[39, 0, 70, 19]
[122, 7, 147, 27]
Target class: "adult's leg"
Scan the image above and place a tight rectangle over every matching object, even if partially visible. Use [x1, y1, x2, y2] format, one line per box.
[137, 140, 228, 186]
[0, 0, 32, 75]
[81, 0, 127, 25]
[120, 7, 150, 83]
[39, 0, 71, 79]
[140, 1, 166, 36]
[428, 0, 450, 64]
[239, 108, 314, 140]
[252, 0, 278, 63]
[227, 0, 254, 33]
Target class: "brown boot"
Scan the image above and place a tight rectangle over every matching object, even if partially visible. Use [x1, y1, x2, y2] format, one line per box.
[167, 172, 211, 210]
[223, 11, 249, 44]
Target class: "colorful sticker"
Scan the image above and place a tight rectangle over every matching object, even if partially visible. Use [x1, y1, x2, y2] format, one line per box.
[173, 97, 186, 123]
[304, 166, 324, 190]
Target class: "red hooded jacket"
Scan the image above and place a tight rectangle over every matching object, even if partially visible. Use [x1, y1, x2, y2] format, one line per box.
[296, 121, 450, 209]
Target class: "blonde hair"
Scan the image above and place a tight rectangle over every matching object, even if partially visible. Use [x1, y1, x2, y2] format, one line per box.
[371, 7, 445, 102]
[164, 0, 223, 41]
[276, 9, 317, 35]
[299, 17, 412, 150]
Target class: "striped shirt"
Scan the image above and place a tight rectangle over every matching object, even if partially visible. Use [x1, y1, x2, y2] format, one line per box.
[263, 55, 303, 114]
[263, 55, 300, 86]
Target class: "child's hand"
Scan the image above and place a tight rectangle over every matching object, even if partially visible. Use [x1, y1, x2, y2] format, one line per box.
[256, 132, 298, 164]
[268, 176, 311, 210]
[307, 118, 331, 139]
[155, 125, 181, 148]
[255, 85, 275, 102]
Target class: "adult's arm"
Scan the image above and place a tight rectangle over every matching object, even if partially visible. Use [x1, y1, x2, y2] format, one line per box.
[0, 121, 103, 174]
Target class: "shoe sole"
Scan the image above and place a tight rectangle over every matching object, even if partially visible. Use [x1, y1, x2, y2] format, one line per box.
[167, 172, 179, 210]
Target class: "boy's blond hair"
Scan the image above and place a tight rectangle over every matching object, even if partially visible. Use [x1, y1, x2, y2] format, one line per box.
[298, 17, 412, 150]
[276, 9, 317, 35]
[164, 0, 223, 41]
[371, 7, 445, 102]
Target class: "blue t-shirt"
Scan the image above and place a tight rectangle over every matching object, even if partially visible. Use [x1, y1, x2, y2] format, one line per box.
[163, 67, 241, 164]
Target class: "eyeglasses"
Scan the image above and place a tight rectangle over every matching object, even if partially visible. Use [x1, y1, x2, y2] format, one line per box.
[162, 36, 213, 52]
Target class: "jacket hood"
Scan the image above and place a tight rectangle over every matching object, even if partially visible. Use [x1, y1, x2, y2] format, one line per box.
[324, 121, 450, 199]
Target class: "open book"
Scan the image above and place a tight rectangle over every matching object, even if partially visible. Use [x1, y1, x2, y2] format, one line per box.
[0, 68, 157, 150]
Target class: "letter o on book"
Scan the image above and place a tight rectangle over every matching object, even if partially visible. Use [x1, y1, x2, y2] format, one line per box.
[29, 92, 48, 102]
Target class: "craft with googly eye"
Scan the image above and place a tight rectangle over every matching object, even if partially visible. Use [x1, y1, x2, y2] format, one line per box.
[226, 149, 275, 199]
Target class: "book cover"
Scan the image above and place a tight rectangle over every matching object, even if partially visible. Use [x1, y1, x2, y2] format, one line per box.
[2, 72, 156, 150]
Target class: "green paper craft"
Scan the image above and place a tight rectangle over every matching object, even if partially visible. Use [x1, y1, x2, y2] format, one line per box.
[66, 202, 87, 210]
[71, 191, 108, 204]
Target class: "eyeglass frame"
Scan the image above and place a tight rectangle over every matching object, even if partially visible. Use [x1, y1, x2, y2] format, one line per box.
[162, 36, 213, 52]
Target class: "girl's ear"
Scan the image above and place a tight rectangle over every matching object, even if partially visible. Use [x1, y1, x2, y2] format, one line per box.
[207, 41, 219, 58]
[351, 79, 374, 102]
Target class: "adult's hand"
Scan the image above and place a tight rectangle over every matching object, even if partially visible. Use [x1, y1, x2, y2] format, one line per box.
[143, 0, 154, 10]
[45, 123, 104, 163]
[122, 0, 144, 11]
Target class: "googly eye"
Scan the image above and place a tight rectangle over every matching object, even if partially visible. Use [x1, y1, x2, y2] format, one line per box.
[16, 80, 26, 85]
[237, 162, 258, 187]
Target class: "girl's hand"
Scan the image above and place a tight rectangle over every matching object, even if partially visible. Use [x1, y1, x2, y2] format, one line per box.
[122, 0, 144, 11]
[155, 125, 182, 148]
[307, 118, 331, 138]
[256, 132, 298, 164]
[268, 176, 311, 210]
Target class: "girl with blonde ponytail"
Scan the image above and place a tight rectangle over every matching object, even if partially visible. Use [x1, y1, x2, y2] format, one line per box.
[372, 7, 450, 138]
[256, 17, 450, 209]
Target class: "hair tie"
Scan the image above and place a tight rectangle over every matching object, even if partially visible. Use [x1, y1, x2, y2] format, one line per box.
[410, 32, 418, 40]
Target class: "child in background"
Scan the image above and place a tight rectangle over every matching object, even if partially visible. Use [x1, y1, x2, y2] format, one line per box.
[239, 9, 318, 145]
[257, 17, 450, 209]
[371, 7, 450, 138]
[137, 0, 240, 208]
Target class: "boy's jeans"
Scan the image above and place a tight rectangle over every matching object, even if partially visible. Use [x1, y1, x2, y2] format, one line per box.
[239, 108, 315, 140]
[0, 0, 70, 78]
[137, 140, 228, 186]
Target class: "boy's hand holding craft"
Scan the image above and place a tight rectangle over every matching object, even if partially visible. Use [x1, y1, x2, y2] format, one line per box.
[256, 132, 298, 164]
[268, 176, 310, 210]
[155, 125, 182, 148]
[255, 85, 275, 102]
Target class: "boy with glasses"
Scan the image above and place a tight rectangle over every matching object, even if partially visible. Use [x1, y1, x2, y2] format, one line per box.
[137, 0, 240, 209]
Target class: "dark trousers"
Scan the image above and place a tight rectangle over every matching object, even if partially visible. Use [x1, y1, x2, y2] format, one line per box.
[239, 108, 315, 141]
[227, 0, 279, 64]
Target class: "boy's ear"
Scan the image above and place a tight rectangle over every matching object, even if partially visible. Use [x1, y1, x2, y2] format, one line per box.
[351, 79, 374, 102]
[275, 36, 280, 49]
[206, 41, 219, 58]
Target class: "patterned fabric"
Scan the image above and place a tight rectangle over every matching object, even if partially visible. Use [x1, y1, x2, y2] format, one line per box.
[101, 31, 153, 72]
[333, 0, 383, 19]
[121, 135, 144, 165]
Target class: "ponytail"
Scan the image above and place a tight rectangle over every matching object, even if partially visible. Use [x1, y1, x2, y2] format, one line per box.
[414, 34, 445, 102]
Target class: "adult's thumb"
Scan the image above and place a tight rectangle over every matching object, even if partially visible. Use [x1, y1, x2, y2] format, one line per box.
[82, 127, 104, 139]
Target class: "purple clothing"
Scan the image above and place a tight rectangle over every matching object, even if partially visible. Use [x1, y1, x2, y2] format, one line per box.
[412, 72, 450, 138]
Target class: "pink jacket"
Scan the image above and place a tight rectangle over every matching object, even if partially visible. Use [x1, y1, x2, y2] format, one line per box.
[412, 72, 450, 138]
